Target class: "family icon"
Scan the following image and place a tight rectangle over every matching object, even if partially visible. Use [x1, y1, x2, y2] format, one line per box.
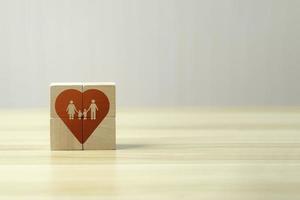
[66, 99, 99, 120]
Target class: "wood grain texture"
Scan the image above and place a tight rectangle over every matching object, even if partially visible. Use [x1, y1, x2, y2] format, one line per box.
[0, 107, 300, 199]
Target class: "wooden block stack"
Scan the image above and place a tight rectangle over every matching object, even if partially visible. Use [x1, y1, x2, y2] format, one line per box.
[50, 82, 116, 150]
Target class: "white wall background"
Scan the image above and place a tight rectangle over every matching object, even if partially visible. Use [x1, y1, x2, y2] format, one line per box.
[0, 0, 299, 107]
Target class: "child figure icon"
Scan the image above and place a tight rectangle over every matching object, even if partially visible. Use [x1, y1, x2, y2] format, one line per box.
[77, 110, 82, 120]
[83, 109, 88, 120]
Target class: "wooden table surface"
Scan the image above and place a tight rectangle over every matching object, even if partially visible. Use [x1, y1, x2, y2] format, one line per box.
[0, 107, 300, 199]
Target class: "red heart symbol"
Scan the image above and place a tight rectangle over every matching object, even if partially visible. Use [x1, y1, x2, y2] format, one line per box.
[55, 89, 110, 144]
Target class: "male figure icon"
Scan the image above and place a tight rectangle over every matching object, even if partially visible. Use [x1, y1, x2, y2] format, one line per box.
[88, 99, 99, 120]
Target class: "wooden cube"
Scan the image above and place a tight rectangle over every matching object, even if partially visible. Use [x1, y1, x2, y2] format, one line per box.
[83, 117, 116, 150]
[50, 82, 116, 150]
[50, 118, 82, 150]
[50, 83, 83, 119]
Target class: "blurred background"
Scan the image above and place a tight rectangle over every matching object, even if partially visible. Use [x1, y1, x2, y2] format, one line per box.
[0, 0, 299, 108]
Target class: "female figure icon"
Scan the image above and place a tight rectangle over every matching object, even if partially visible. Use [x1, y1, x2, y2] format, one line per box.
[66, 100, 78, 120]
